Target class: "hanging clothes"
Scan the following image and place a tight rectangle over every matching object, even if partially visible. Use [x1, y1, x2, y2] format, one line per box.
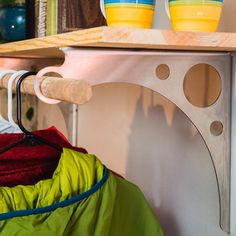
[0, 126, 122, 187]
[0, 126, 87, 186]
[0, 148, 163, 236]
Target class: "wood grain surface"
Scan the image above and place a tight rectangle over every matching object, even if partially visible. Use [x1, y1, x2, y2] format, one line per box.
[0, 74, 92, 105]
[0, 27, 236, 58]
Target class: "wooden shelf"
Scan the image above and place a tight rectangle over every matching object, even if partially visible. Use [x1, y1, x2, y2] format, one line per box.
[0, 26, 236, 58]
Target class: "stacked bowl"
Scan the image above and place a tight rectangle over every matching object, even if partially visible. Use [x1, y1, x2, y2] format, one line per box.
[168, 0, 223, 32]
[102, 0, 155, 28]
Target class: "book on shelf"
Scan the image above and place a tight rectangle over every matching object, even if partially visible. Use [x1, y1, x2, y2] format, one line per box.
[46, 0, 58, 36]
[25, 0, 35, 39]
[56, 0, 106, 34]
[26, 0, 107, 38]
[38, 0, 47, 37]
[26, 0, 47, 38]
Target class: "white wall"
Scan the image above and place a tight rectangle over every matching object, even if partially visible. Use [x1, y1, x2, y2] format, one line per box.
[76, 84, 226, 236]
[218, 0, 236, 32]
[231, 56, 236, 236]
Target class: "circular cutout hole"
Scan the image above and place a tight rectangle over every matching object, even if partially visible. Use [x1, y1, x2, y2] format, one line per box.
[156, 64, 170, 80]
[183, 64, 221, 108]
[210, 121, 223, 136]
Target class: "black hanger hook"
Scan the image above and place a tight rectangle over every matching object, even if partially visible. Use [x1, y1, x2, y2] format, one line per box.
[0, 71, 62, 154]
[15, 71, 62, 152]
[16, 71, 36, 134]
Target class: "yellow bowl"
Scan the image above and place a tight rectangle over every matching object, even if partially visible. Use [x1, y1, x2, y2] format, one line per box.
[105, 5, 154, 28]
[170, 5, 222, 32]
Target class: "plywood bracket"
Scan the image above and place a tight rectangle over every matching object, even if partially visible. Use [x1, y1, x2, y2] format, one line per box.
[37, 48, 231, 233]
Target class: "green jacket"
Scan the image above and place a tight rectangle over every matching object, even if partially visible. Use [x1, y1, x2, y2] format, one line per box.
[0, 148, 164, 236]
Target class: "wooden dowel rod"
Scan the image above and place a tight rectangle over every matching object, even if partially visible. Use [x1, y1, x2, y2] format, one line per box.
[0, 74, 92, 105]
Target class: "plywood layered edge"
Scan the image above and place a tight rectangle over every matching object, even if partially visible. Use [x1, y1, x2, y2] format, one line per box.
[0, 27, 236, 58]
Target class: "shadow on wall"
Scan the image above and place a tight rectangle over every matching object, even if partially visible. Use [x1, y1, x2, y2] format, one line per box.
[126, 88, 220, 236]
[218, 0, 236, 32]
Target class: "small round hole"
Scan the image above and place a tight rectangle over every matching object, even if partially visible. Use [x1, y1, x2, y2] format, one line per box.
[210, 121, 223, 136]
[156, 64, 170, 80]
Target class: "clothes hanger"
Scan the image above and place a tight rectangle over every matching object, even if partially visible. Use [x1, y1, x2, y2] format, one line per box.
[0, 71, 62, 154]
[0, 70, 15, 125]
[8, 70, 28, 128]
[0, 70, 22, 133]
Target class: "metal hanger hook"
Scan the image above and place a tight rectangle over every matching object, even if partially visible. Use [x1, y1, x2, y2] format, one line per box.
[16, 71, 36, 134]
